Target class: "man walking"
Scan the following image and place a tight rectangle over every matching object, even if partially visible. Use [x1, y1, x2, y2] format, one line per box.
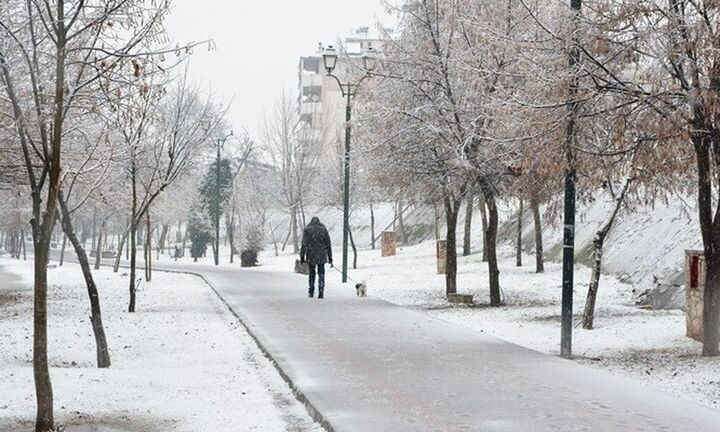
[300, 217, 333, 299]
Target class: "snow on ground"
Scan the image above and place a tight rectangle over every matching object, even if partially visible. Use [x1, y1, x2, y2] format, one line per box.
[254, 242, 720, 409]
[0, 257, 322, 432]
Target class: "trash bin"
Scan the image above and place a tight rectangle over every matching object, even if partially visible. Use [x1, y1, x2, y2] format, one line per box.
[437, 240, 447, 275]
[381, 231, 396, 257]
[686, 249, 706, 341]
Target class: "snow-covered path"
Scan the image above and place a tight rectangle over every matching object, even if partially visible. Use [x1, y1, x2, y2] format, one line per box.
[148, 261, 720, 432]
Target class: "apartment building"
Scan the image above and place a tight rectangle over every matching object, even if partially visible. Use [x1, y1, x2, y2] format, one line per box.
[297, 27, 393, 166]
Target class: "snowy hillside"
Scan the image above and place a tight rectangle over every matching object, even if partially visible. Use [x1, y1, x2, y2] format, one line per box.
[284, 195, 700, 295]
[502, 195, 700, 289]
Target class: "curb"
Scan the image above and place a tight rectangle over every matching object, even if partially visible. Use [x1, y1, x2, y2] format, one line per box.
[58, 257, 336, 432]
[127, 265, 337, 432]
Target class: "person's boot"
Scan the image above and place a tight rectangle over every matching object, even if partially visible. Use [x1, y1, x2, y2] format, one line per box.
[308, 287, 314, 298]
[318, 287, 324, 299]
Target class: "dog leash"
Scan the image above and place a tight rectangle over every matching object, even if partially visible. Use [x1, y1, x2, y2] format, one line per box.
[329, 264, 360, 284]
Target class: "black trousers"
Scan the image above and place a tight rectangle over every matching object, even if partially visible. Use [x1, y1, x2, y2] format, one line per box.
[308, 263, 325, 290]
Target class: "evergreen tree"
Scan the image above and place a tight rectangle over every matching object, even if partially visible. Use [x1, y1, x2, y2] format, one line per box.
[200, 158, 235, 263]
[200, 158, 234, 229]
[188, 207, 212, 262]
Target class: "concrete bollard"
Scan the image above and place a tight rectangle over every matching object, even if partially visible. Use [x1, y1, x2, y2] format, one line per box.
[447, 293, 474, 305]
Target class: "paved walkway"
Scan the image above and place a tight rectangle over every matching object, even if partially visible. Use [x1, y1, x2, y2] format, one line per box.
[137, 261, 720, 432]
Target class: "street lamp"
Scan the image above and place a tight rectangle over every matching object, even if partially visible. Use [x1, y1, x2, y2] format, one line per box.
[214, 131, 233, 266]
[560, 0, 583, 358]
[323, 45, 376, 283]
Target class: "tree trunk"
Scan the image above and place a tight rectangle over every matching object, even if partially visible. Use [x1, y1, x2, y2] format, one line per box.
[145, 212, 152, 282]
[704, 253, 720, 356]
[299, 197, 307, 229]
[349, 225, 358, 270]
[582, 237, 604, 330]
[269, 223, 279, 257]
[158, 224, 169, 258]
[291, 208, 299, 254]
[281, 218, 291, 252]
[91, 214, 97, 259]
[370, 203, 376, 250]
[129, 221, 137, 312]
[229, 210, 236, 264]
[481, 185, 501, 306]
[397, 201, 406, 245]
[22, 230, 27, 261]
[33, 245, 54, 432]
[463, 194, 473, 256]
[444, 195, 460, 296]
[80, 222, 89, 250]
[692, 131, 720, 356]
[129, 159, 138, 313]
[114, 225, 130, 273]
[58, 194, 111, 368]
[59, 234, 67, 267]
[434, 203, 441, 241]
[531, 197, 544, 273]
[582, 177, 631, 330]
[516, 199, 523, 267]
[94, 222, 103, 270]
[479, 196, 489, 262]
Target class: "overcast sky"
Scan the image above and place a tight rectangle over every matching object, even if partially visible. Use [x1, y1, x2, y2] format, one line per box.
[165, 0, 394, 142]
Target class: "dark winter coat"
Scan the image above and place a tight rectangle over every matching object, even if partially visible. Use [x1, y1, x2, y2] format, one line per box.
[300, 217, 333, 265]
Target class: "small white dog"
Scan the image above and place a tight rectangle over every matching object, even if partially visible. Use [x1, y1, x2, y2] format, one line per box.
[355, 281, 368, 298]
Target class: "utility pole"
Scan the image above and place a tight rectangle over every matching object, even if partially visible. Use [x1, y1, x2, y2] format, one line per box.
[214, 138, 221, 266]
[561, 0, 582, 358]
[341, 91, 351, 283]
[213, 132, 233, 266]
[322, 45, 376, 283]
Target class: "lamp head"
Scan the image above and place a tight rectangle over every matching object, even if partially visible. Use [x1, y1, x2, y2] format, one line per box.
[362, 47, 378, 73]
[323, 45, 339, 74]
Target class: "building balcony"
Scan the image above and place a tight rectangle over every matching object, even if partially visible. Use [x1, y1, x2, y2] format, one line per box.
[300, 73, 323, 88]
[300, 101, 320, 115]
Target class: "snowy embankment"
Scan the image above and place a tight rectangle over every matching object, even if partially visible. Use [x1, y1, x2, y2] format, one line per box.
[511, 197, 701, 287]
[0, 258, 321, 432]
[270, 194, 699, 292]
[255, 241, 719, 410]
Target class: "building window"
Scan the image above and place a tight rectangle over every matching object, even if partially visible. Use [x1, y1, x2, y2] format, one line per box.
[303, 58, 320, 73]
[303, 85, 322, 98]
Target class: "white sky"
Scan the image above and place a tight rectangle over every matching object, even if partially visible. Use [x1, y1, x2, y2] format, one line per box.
[165, 0, 395, 141]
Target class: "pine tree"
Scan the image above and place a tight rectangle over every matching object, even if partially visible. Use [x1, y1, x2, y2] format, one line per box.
[188, 207, 212, 262]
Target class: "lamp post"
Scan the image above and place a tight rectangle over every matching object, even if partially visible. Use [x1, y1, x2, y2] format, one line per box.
[322, 45, 376, 283]
[214, 131, 233, 266]
[561, 0, 582, 358]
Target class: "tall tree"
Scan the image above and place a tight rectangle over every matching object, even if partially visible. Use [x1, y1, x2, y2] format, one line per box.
[261, 90, 323, 254]
[103, 71, 223, 312]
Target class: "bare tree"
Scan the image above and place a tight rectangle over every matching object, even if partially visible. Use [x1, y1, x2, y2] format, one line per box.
[261, 90, 323, 254]
[0, 1, 183, 428]
[103, 70, 224, 312]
